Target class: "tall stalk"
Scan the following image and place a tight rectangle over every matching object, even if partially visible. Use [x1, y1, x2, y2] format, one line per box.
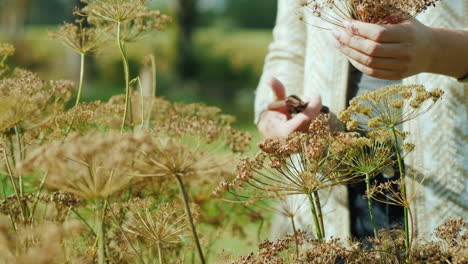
[307, 193, 323, 241]
[96, 200, 106, 264]
[75, 53, 86, 106]
[14, 125, 24, 195]
[365, 174, 378, 239]
[391, 127, 410, 258]
[3, 156, 26, 222]
[107, 200, 145, 264]
[175, 174, 205, 264]
[289, 216, 299, 259]
[313, 191, 325, 239]
[117, 22, 131, 132]
[157, 242, 163, 264]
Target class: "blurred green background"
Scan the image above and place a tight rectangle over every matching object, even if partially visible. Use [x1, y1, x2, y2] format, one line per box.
[0, 0, 277, 129]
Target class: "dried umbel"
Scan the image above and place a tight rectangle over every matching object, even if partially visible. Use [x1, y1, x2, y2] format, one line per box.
[20, 131, 154, 200]
[123, 201, 186, 249]
[80, 0, 171, 42]
[0, 43, 15, 77]
[299, 0, 440, 28]
[335, 136, 393, 178]
[215, 115, 361, 241]
[0, 217, 86, 264]
[338, 84, 444, 131]
[0, 69, 74, 133]
[215, 115, 356, 202]
[49, 19, 105, 56]
[110, 92, 251, 153]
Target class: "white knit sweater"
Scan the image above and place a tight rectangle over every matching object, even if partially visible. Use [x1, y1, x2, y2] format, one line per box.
[255, 0, 467, 239]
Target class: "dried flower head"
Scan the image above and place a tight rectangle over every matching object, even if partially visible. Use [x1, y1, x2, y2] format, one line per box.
[334, 136, 394, 179]
[114, 92, 251, 153]
[0, 218, 85, 264]
[20, 131, 154, 200]
[122, 201, 186, 247]
[80, 0, 171, 42]
[366, 170, 423, 208]
[0, 43, 15, 77]
[215, 115, 357, 203]
[49, 19, 105, 55]
[338, 84, 444, 131]
[0, 69, 74, 133]
[299, 0, 440, 28]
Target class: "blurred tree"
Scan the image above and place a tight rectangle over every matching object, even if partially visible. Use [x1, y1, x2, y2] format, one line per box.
[1, 0, 29, 41]
[224, 0, 277, 29]
[176, 0, 198, 79]
[25, 0, 71, 25]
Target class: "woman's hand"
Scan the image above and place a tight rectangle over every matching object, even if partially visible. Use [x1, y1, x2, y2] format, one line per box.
[332, 19, 468, 80]
[257, 78, 323, 139]
[332, 19, 435, 80]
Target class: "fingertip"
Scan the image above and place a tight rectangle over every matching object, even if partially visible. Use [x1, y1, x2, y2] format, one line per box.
[269, 77, 286, 100]
[304, 94, 322, 107]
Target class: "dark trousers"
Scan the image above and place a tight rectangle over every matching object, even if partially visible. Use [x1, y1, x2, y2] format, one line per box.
[347, 172, 404, 240]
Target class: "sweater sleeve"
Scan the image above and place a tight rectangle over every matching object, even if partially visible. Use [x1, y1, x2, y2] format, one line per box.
[254, 0, 307, 124]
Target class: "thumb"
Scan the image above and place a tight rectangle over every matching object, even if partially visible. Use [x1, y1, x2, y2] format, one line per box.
[302, 94, 323, 118]
[268, 77, 286, 100]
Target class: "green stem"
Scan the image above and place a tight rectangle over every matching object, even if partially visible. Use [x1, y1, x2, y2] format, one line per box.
[107, 200, 145, 264]
[150, 54, 156, 98]
[391, 127, 410, 259]
[289, 216, 299, 259]
[365, 174, 378, 239]
[72, 208, 96, 237]
[30, 172, 48, 221]
[3, 157, 26, 222]
[13, 126, 23, 197]
[117, 22, 131, 133]
[97, 200, 106, 264]
[307, 193, 323, 241]
[175, 174, 205, 264]
[313, 191, 325, 239]
[75, 53, 85, 106]
[157, 243, 163, 264]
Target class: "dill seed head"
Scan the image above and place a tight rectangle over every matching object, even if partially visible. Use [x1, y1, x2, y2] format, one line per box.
[338, 84, 444, 131]
[80, 0, 171, 42]
[122, 201, 186, 247]
[0, 43, 15, 77]
[0, 43, 14, 57]
[20, 131, 154, 200]
[300, 0, 440, 28]
[335, 136, 394, 180]
[216, 115, 360, 204]
[49, 19, 105, 55]
[0, 69, 74, 133]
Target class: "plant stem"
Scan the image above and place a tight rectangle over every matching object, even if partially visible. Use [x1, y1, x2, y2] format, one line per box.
[313, 191, 325, 239]
[4, 157, 26, 222]
[289, 216, 299, 259]
[7, 132, 16, 166]
[365, 174, 378, 239]
[13, 126, 24, 197]
[30, 172, 48, 222]
[72, 207, 97, 237]
[150, 54, 156, 98]
[307, 193, 323, 241]
[96, 200, 106, 264]
[75, 53, 86, 106]
[175, 174, 205, 264]
[117, 22, 131, 133]
[157, 243, 163, 264]
[391, 127, 410, 258]
[107, 200, 145, 264]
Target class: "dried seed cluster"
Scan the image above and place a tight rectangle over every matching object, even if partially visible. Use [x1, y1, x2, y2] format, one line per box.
[299, 0, 440, 27]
